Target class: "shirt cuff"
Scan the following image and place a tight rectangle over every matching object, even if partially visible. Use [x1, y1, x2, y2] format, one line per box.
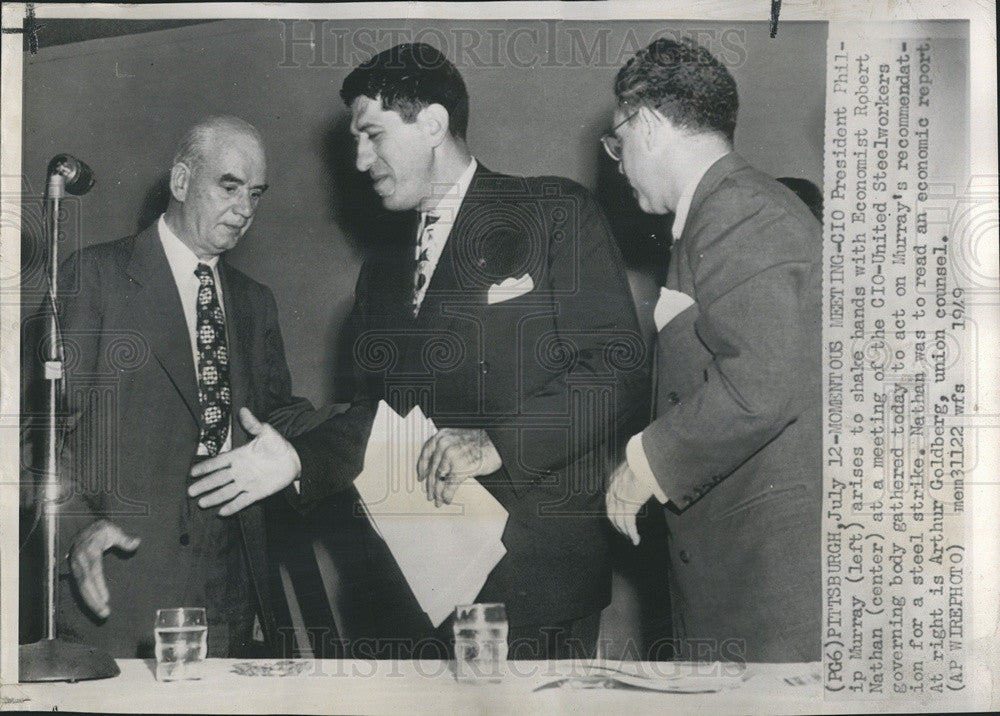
[626, 432, 668, 504]
[291, 447, 302, 493]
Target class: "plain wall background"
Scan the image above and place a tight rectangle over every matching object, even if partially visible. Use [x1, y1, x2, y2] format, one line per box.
[18, 18, 826, 653]
[20, 18, 826, 403]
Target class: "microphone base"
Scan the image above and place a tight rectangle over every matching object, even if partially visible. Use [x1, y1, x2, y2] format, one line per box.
[18, 638, 120, 682]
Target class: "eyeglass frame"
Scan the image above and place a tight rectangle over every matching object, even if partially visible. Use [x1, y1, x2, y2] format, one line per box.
[600, 109, 641, 162]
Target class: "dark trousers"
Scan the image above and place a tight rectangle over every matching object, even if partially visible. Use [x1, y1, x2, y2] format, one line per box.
[300, 493, 604, 661]
[507, 612, 601, 660]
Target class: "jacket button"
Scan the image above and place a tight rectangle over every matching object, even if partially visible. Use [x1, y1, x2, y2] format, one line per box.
[179, 533, 190, 546]
[479, 360, 490, 374]
[678, 549, 690, 563]
[667, 391, 680, 405]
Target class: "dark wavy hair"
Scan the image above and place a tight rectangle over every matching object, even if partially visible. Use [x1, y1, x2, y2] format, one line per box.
[614, 38, 739, 143]
[340, 43, 470, 140]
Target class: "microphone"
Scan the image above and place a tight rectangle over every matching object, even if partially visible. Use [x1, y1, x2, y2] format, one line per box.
[18, 148, 119, 685]
[46, 154, 95, 196]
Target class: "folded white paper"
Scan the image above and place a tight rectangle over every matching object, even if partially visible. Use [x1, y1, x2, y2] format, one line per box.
[354, 400, 509, 627]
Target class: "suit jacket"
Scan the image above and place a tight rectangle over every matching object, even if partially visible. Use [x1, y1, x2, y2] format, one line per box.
[23, 224, 318, 658]
[641, 153, 822, 662]
[290, 166, 649, 631]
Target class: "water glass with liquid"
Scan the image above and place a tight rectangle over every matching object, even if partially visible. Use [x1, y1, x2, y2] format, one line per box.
[154, 607, 207, 681]
[453, 603, 508, 683]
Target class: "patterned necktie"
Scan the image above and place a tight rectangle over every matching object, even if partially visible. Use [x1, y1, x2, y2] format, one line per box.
[194, 263, 231, 456]
[412, 213, 440, 317]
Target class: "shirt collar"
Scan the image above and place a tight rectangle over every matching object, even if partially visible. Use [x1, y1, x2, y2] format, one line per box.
[671, 166, 709, 242]
[158, 214, 220, 273]
[671, 150, 733, 241]
[423, 157, 477, 223]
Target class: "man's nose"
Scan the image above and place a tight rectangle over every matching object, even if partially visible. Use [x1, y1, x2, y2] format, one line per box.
[355, 139, 375, 172]
[233, 192, 254, 218]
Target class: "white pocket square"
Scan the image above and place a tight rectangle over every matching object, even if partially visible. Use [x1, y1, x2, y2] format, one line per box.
[654, 287, 695, 332]
[487, 274, 534, 304]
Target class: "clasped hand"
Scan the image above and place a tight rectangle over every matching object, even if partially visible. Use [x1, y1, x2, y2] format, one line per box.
[605, 460, 654, 546]
[417, 428, 502, 507]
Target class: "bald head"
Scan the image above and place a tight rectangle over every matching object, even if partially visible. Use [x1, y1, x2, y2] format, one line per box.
[164, 116, 269, 260]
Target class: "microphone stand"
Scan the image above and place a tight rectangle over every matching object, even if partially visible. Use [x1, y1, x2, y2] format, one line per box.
[19, 158, 119, 682]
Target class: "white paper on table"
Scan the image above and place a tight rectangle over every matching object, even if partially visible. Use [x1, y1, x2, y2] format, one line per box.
[353, 400, 509, 627]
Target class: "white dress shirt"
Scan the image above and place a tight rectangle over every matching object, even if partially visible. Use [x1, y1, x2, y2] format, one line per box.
[157, 215, 232, 455]
[668, 169, 705, 244]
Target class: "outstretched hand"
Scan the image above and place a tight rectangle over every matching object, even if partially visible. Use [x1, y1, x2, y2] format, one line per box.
[69, 519, 141, 619]
[188, 407, 301, 517]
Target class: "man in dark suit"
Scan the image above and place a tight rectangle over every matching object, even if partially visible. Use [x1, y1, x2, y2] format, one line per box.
[602, 39, 822, 662]
[189, 43, 648, 659]
[23, 116, 319, 658]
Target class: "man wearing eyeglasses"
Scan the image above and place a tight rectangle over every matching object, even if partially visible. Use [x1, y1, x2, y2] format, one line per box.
[602, 38, 822, 663]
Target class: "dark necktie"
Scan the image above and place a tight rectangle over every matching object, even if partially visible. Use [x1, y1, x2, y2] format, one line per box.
[194, 263, 231, 456]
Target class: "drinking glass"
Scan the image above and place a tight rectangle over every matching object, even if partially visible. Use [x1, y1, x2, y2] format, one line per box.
[453, 603, 508, 683]
[154, 607, 207, 681]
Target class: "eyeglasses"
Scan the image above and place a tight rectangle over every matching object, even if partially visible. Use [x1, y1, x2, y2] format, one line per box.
[600, 110, 640, 162]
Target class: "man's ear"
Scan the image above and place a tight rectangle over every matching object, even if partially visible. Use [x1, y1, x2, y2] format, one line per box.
[418, 103, 451, 147]
[169, 162, 190, 202]
[636, 106, 665, 152]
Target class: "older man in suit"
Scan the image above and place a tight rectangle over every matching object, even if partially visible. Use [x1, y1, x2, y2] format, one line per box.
[190, 43, 648, 659]
[602, 38, 822, 662]
[22, 116, 320, 658]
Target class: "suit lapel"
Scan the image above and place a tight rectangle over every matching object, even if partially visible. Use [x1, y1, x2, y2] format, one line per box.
[414, 164, 497, 325]
[681, 152, 747, 243]
[408, 167, 495, 342]
[398, 166, 506, 373]
[413, 225, 463, 328]
[218, 262, 252, 448]
[123, 225, 200, 425]
[654, 152, 747, 419]
[394, 212, 422, 320]
[211, 265, 273, 645]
